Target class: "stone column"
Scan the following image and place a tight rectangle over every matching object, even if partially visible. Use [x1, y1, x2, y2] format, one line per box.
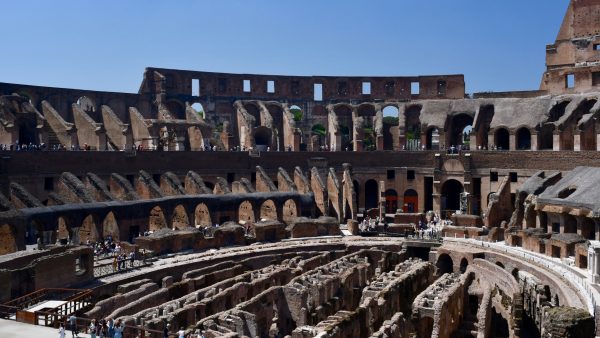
[574, 132, 582, 151]
[553, 132, 560, 151]
[530, 133, 538, 150]
[509, 132, 516, 151]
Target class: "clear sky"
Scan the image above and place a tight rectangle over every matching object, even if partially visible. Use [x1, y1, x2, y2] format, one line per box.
[0, 1, 569, 95]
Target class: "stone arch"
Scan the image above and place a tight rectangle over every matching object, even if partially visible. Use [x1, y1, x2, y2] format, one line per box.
[254, 126, 272, 151]
[511, 267, 520, 281]
[426, 126, 440, 150]
[0, 223, 17, 255]
[239, 200, 255, 223]
[102, 211, 119, 241]
[333, 104, 353, 117]
[436, 253, 453, 275]
[385, 189, 398, 214]
[403, 189, 418, 213]
[166, 100, 185, 119]
[446, 113, 473, 148]
[357, 104, 376, 117]
[194, 203, 211, 228]
[364, 179, 379, 210]
[539, 124, 555, 150]
[172, 204, 190, 229]
[516, 127, 531, 150]
[404, 105, 422, 150]
[79, 214, 100, 244]
[494, 127, 510, 150]
[191, 102, 205, 117]
[149, 206, 167, 232]
[459, 257, 469, 273]
[57, 216, 72, 243]
[441, 179, 464, 214]
[495, 261, 505, 269]
[283, 199, 298, 223]
[260, 199, 277, 221]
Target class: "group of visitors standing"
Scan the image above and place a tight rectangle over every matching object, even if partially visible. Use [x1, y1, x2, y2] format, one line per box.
[58, 316, 124, 338]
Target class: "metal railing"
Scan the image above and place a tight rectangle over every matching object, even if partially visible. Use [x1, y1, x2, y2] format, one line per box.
[93, 259, 152, 278]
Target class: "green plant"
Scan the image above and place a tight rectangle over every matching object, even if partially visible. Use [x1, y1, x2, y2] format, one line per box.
[383, 116, 399, 126]
[312, 124, 326, 136]
[291, 108, 303, 122]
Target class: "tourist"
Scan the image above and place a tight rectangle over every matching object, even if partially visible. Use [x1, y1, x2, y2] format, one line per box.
[164, 323, 171, 338]
[113, 320, 123, 338]
[107, 318, 114, 338]
[89, 319, 97, 338]
[59, 322, 66, 338]
[129, 251, 135, 267]
[178, 327, 186, 338]
[68, 314, 77, 337]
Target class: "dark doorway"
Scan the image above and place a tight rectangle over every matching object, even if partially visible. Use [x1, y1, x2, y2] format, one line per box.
[516, 128, 531, 150]
[495, 128, 510, 150]
[490, 308, 510, 338]
[436, 254, 453, 275]
[364, 179, 379, 210]
[441, 179, 463, 213]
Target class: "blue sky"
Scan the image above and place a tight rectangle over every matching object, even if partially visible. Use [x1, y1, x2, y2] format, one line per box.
[0, 1, 568, 94]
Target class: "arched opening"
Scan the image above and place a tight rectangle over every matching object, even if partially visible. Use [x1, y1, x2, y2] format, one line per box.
[382, 107, 399, 151]
[149, 206, 167, 232]
[194, 203, 211, 228]
[239, 200, 255, 224]
[191, 102, 204, 118]
[511, 268, 520, 281]
[426, 127, 440, 150]
[494, 128, 510, 150]
[539, 124, 555, 150]
[260, 200, 277, 221]
[364, 179, 379, 211]
[283, 199, 298, 223]
[357, 104, 376, 117]
[311, 123, 327, 150]
[244, 103, 260, 122]
[172, 205, 190, 229]
[475, 105, 494, 149]
[385, 189, 398, 214]
[254, 126, 272, 151]
[564, 214, 577, 234]
[79, 215, 99, 244]
[441, 179, 464, 214]
[581, 218, 595, 240]
[436, 253, 454, 275]
[290, 105, 303, 122]
[0, 224, 17, 255]
[403, 189, 418, 213]
[516, 127, 531, 150]
[57, 216, 70, 244]
[166, 101, 185, 119]
[490, 308, 510, 338]
[459, 258, 469, 273]
[548, 101, 570, 123]
[495, 261, 505, 269]
[17, 119, 37, 145]
[447, 114, 473, 149]
[102, 212, 119, 241]
[405, 105, 422, 150]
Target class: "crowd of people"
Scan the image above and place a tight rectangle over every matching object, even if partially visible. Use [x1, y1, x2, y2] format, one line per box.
[86, 236, 138, 272]
[58, 316, 207, 338]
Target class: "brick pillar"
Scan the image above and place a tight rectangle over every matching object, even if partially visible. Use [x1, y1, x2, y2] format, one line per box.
[509, 132, 516, 151]
[574, 132, 582, 151]
[553, 132, 560, 151]
[530, 133, 538, 150]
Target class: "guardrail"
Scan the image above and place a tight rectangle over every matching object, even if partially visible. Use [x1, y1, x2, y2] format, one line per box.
[93, 259, 152, 278]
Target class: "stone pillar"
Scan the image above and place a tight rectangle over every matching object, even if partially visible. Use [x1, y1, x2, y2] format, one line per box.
[376, 135, 384, 151]
[379, 181, 385, 220]
[509, 132, 516, 151]
[354, 139, 363, 152]
[470, 134, 477, 150]
[553, 132, 560, 151]
[487, 132, 494, 149]
[596, 133, 600, 151]
[96, 131, 107, 151]
[530, 133, 538, 150]
[574, 132, 582, 151]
